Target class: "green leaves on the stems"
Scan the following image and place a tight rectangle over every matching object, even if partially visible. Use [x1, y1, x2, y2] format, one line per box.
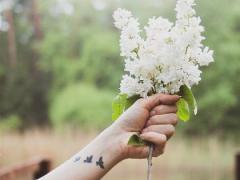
[112, 85, 197, 145]
[177, 85, 198, 122]
[180, 85, 198, 115]
[112, 94, 139, 121]
[112, 94, 128, 121]
[127, 134, 146, 146]
[177, 98, 190, 121]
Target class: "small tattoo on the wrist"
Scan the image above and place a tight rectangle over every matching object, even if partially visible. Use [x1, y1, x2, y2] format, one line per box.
[73, 155, 105, 169]
[96, 156, 105, 169]
[73, 156, 81, 162]
[84, 155, 93, 163]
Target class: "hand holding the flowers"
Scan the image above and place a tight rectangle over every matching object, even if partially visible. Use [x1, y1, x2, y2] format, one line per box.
[112, 94, 180, 159]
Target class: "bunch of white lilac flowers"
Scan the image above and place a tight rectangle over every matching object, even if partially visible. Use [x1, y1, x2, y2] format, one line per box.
[113, 0, 214, 98]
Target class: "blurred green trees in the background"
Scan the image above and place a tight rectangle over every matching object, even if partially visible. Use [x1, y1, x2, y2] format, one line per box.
[0, 0, 239, 135]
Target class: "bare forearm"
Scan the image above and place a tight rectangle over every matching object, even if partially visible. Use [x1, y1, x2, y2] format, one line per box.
[39, 94, 179, 179]
[40, 125, 125, 180]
